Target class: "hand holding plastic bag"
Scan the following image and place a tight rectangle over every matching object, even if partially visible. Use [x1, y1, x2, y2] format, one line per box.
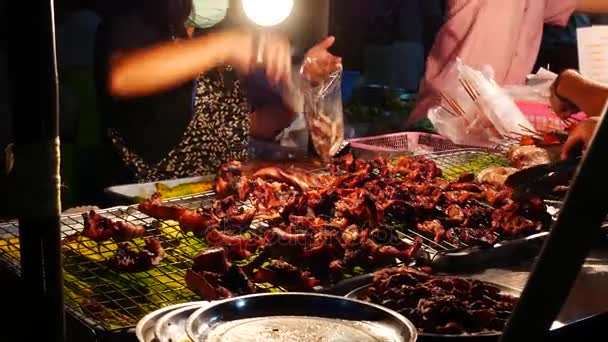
[299, 56, 344, 161]
[428, 59, 535, 147]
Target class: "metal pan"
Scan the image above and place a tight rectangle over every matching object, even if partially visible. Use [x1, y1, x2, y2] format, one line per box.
[346, 283, 564, 341]
[154, 302, 210, 342]
[186, 292, 418, 342]
[136, 302, 206, 342]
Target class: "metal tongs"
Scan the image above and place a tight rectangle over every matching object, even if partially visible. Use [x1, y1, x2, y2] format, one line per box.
[505, 157, 582, 201]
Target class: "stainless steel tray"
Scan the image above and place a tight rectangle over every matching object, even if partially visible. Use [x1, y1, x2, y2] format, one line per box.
[154, 302, 209, 342]
[186, 293, 418, 342]
[136, 302, 206, 342]
[105, 175, 216, 203]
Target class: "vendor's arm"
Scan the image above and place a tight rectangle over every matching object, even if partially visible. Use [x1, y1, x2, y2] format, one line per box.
[105, 12, 292, 98]
[551, 69, 608, 118]
[109, 31, 253, 97]
[576, 0, 608, 13]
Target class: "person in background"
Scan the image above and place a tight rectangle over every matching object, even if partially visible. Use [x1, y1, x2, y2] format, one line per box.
[534, 13, 590, 74]
[409, 0, 608, 129]
[95, 0, 340, 186]
[550, 69, 608, 159]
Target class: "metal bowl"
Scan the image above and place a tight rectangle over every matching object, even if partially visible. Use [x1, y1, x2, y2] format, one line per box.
[154, 302, 209, 342]
[186, 292, 418, 342]
[136, 302, 207, 342]
[346, 284, 520, 341]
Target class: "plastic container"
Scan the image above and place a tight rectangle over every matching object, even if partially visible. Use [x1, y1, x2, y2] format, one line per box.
[348, 132, 482, 154]
[516, 101, 587, 132]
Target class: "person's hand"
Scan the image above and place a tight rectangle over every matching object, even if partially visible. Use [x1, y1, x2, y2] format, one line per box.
[561, 117, 599, 159]
[223, 30, 292, 82]
[301, 36, 342, 83]
[550, 70, 580, 119]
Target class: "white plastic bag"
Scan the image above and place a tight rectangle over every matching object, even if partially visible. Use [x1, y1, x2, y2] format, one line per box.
[428, 59, 535, 147]
[275, 112, 308, 148]
[504, 68, 557, 104]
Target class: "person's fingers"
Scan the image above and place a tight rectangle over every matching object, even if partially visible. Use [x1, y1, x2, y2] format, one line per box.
[561, 135, 582, 160]
[315, 36, 336, 51]
[275, 44, 291, 82]
[264, 38, 282, 82]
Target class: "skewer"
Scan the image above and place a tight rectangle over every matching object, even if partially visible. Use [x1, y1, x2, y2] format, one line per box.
[439, 103, 459, 117]
[439, 92, 463, 117]
[459, 78, 480, 101]
[435, 96, 456, 117]
[443, 92, 467, 117]
[518, 124, 540, 136]
[459, 79, 476, 101]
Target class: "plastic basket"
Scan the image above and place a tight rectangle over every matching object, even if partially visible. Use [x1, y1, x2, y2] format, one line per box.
[516, 101, 586, 132]
[348, 132, 483, 154]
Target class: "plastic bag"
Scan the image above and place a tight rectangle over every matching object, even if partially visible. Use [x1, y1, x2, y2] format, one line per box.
[299, 59, 345, 161]
[504, 68, 557, 104]
[275, 112, 309, 148]
[428, 59, 535, 147]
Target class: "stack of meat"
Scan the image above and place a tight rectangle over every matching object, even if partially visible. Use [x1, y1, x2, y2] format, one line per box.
[136, 154, 551, 300]
[356, 267, 518, 335]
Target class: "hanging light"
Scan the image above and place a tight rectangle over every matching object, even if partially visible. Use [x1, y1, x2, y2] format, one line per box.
[242, 0, 294, 27]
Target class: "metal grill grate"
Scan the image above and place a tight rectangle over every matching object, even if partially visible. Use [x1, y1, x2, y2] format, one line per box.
[0, 193, 275, 333]
[425, 149, 510, 180]
[396, 149, 514, 253]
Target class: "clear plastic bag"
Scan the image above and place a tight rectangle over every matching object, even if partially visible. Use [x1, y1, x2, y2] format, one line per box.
[504, 68, 557, 104]
[299, 59, 345, 161]
[428, 59, 535, 147]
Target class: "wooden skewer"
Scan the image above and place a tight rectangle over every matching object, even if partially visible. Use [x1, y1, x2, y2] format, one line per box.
[439, 92, 464, 117]
[434, 97, 458, 117]
[444, 93, 467, 117]
[439, 104, 459, 117]
[518, 124, 540, 136]
[459, 78, 479, 101]
[459, 79, 474, 101]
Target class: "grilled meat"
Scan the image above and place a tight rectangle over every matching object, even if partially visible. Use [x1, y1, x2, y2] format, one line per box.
[215, 161, 251, 200]
[254, 260, 320, 291]
[82, 210, 146, 242]
[508, 145, 551, 169]
[192, 247, 231, 274]
[416, 220, 445, 243]
[253, 166, 326, 192]
[187, 247, 258, 300]
[107, 238, 165, 273]
[446, 228, 498, 247]
[477, 167, 518, 187]
[139, 192, 186, 221]
[334, 189, 382, 226]
[357, 267, 517, 335]
[205, 226, 261, 260]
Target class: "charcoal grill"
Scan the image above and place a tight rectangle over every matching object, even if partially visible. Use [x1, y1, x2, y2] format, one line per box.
[0, 148, 552, 338]
[0, 193, 282, 336]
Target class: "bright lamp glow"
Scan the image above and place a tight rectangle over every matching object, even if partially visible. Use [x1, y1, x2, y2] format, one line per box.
[242, 0, 294, 26]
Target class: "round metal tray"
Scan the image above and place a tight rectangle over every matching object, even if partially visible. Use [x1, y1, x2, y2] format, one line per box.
[136, 302, 206, 342]
[346, 282, 521, 341]
[154, 302, 210, 342]
[186, 292, 418, 342]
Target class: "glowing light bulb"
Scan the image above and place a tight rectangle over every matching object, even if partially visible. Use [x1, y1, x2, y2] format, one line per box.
[242, 0, 294, 26]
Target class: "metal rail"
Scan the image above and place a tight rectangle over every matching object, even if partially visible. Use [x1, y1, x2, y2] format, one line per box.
[6, 0, 64, 340]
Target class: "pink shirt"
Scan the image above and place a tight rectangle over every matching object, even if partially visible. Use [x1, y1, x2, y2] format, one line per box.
[409, 0, 577, 127]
